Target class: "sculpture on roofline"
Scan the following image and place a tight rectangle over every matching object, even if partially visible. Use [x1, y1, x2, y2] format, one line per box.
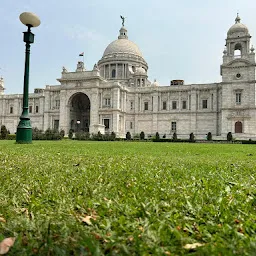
[120, 15, 125, 26]
[62, 66, 67, 73]
[93, 63, 99, 70]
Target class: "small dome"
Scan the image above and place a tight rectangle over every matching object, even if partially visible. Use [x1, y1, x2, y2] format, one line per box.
[152, 79, 159, 87]
[135, 67, 146, 75]
[227, 14, 249, 36]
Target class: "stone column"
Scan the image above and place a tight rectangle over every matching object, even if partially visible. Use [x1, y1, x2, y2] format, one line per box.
[112, 87, 120, 109]
[43, 89, 51, 131]
[112, 111, 119, 133]
[59, 91, 69, 134]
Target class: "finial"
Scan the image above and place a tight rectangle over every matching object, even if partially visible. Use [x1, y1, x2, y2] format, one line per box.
[235, 13, 241, 23]
[223, 47, 227, 55]
[251, 45, 255, 53]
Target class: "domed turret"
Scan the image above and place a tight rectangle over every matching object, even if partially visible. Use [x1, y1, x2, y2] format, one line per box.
[221, 15, 255, 83]
[98, 18, 148, 81]
[151, 79, 159, 87]
[134, 67, 146, 76]
[227, 14, 250, 37]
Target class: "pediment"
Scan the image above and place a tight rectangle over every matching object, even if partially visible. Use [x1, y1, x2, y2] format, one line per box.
[226, 59, 252, 67]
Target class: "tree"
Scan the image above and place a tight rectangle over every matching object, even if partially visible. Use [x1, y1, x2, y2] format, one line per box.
[126, 131, 131, 140]
[227, 132, 233, 142]
[0, 125, 8, 139]
[172, 132, 177, 141]
[140, 131, 145, 140]
[155, 132, 160, 141]
[207, 132, 212, 141]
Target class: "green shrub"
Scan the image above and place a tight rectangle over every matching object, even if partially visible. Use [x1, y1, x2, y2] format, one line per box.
[0, 125, 8, 139]
[75, 131, 90, 140]
[227, 132, 233, 142]
[126, 132, 132, 140]
[110, 131, 116, 141]
[60, 129, 65, 138]
[97, 131, 103, 141]
[68, 129, 73, 139]
[32, 127, 44, 140]
[155, 132, 160, 141]
[44, 128, 61, 140]
[207, 132, 212, 141]
[140, 131, 145, 140]
[172, 132, 177, 141]
[7, 134, 16, 140]
[189, 132, 195, 142]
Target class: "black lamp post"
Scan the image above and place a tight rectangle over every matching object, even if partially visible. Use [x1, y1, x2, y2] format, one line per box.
[16, 12, 40, 143]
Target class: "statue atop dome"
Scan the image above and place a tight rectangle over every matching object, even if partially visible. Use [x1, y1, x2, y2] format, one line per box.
[120, 15, 125, 26]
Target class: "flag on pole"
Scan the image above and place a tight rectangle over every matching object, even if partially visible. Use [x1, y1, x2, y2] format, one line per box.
[79, 52, 84, 56]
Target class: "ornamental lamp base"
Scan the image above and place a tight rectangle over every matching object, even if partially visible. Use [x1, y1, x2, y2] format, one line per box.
[16, 119, 32, 144]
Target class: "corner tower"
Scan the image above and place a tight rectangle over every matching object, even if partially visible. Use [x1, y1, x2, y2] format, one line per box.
[220, 15, 256, 137]
[221, 14, 255, 82]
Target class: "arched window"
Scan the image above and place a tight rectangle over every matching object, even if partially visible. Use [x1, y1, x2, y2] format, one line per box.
[235, 121, 242, 133]
[112, 69, 116, 78]
[137, 79, 140, 86]
[234, 43, 242, 58]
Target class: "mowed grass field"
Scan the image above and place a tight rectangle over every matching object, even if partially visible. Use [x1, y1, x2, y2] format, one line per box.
[0, 140, 256, 255]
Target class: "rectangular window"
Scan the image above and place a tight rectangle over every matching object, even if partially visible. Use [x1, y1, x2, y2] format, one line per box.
[130, 122, 133, 129]
[171, 121, 177, 132]
[55, 100, 60, 109]
[182, 101, 187, 109]
[104, 98, 111, 106]
[10, 107, 13, 114]
[35, 106, 39, 113]
[172, 101, 177, 109]
[130, 101, 134, 110]
[29, 105, 32, 113]
[144, 102, 148, 110]
[202, 99, 208, 109]
[54, 120, 59, 130]
[163, 101, 167, 110]
[103, 119, 110, 129]
[236, 93, 241, 104]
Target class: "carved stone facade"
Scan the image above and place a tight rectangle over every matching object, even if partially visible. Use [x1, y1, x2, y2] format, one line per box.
[0, 15, 256, 139]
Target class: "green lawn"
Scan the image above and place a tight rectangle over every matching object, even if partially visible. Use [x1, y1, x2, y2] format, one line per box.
[0, 141, 256, 255]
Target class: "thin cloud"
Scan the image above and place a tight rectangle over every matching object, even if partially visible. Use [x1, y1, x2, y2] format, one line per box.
[64, 25, 105, 42]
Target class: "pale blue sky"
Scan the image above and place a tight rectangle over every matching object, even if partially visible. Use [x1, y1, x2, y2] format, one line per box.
[0, 0, 255, 94]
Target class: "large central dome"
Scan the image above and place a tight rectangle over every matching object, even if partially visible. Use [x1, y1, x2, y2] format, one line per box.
[97, 24, 148, 80]
[103, 38, 143, 58]
[101, 26, 144, 59]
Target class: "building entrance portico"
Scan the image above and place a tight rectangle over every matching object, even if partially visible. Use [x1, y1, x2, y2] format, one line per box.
[69, 92, 90, 132]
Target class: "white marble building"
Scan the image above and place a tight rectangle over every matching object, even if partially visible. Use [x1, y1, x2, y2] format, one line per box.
[0, 15, 256, 139]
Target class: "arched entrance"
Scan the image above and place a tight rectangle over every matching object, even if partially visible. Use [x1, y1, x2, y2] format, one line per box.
[69, 93, 90, 132]
[235, 121, 242, 133]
